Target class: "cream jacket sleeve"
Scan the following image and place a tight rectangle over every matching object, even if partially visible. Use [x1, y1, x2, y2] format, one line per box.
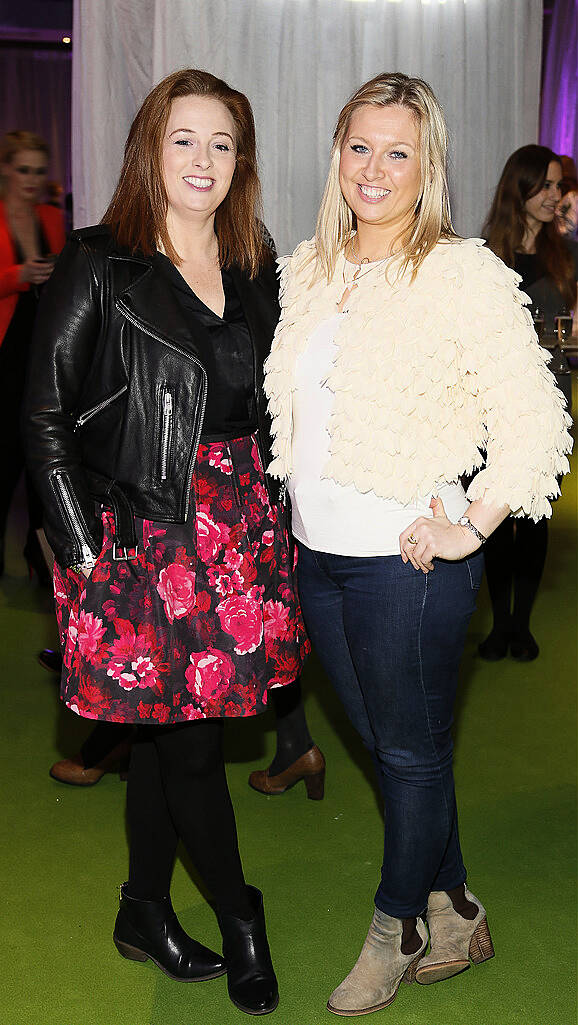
[461, 243, 572, 520]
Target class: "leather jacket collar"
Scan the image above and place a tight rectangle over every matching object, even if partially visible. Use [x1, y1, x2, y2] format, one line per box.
[110, 248, 275, 370]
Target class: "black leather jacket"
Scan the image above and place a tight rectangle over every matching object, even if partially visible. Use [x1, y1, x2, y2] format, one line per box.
[23, 225, 281, 568]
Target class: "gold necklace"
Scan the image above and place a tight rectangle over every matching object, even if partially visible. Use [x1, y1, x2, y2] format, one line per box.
[338, 239, 391, 308]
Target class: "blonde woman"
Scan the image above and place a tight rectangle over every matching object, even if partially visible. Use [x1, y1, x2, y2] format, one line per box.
[265, 73, 571, 1016]
[0, 131, 65, 580]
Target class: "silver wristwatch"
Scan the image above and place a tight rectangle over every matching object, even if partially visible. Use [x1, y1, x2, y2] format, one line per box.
[458, 517, 487, 545]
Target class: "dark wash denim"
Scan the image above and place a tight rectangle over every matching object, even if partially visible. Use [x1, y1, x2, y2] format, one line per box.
[297, 543, 484, 918]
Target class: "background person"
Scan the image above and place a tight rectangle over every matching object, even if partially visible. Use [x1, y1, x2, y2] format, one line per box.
[0, 131, 65, 581]
[479, 145, 578, 661]
[557, 189, 578, 241]
[556, 155, 578, 240]
[24, 69, 310, 1017]
[264, 73, 572, 1016]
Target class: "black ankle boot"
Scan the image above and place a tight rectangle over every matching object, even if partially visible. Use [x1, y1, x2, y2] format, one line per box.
[509, 628, 539, 661]
[113, 883, 225, 981]
[478, 625, 510, 661]
[218, 886, 279, 1014]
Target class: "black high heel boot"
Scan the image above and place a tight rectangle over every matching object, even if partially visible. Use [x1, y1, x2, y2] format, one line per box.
[218, 886, 279, 1015]
[113, 883, 226, 981]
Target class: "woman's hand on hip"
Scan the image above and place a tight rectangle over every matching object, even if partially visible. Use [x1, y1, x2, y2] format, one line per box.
[399, 496, 481, 573]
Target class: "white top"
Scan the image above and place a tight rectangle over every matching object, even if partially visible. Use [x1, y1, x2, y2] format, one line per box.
[288, 314, 469, 557]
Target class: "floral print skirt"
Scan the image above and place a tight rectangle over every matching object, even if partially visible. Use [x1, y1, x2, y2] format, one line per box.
[53, 433, 310, 724]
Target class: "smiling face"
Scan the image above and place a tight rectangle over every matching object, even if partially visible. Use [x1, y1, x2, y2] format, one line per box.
[2, 148, 47, 206]
[161, 94, 237, 225]
[523, 160, 562, 231]
[339, 104, 422, 249]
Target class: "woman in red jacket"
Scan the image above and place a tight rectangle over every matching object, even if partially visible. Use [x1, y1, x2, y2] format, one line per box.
[0, 130, 65, 579]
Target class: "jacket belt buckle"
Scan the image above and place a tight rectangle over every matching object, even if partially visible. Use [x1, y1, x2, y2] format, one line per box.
[112, 542, 139, 563]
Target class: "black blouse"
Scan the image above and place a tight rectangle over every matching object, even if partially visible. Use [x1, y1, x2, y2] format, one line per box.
[155, 254, 256, 439]
[514, 251, 541, 290]
[514, 240, 578, 332]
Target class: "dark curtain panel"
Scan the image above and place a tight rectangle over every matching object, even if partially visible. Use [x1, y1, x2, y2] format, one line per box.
[0, 47, 71, 195]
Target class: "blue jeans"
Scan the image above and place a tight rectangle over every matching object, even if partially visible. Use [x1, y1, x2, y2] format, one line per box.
[297, 544, 484, 918]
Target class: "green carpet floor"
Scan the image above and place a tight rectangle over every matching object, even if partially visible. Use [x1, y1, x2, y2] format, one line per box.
[1, 388, 576, 1025]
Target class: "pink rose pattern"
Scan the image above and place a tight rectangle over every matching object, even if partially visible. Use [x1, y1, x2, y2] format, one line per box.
[156, 563, 196, 622]
[54, 435, 310, 723]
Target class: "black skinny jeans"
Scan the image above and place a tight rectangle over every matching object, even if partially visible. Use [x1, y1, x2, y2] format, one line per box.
[126, 719, 250, 917]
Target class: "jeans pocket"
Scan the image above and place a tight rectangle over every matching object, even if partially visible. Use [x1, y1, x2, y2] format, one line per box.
[464, 551, 483, 592]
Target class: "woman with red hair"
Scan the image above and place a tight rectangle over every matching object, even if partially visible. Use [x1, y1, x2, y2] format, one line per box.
[24, 70, 310, 1015]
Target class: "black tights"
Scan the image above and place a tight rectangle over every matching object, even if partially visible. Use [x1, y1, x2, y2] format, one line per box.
[483, 517, 548, 634]
[126, 719, 251, 919]
[268, 678, 313, 775]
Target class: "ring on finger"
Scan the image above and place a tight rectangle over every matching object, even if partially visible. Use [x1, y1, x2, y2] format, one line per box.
[407, 533, 419, 545]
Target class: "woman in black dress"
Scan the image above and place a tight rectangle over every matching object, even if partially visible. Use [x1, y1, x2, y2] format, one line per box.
[0, 130, 65, 580]
[24, 69, 309, 1016]
[480, 145, 577, 661]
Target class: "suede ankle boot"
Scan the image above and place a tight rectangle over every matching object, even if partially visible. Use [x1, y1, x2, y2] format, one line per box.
[113, 883, 225, 981]
[416, 886, 494, 984]
[217, 885, 278, 1015]
[327, 908, 427, 1016]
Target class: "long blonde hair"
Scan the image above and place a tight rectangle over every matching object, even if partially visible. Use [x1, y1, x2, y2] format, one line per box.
[315, 72, 456, 282]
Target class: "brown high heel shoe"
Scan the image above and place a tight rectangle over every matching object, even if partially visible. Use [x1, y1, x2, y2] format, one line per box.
[248, 744, 326, 799]
[49, 737, 132, 786]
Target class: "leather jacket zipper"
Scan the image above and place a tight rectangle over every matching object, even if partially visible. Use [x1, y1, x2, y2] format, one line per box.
[51, 469, 97, 564]
[75, 385, 128, 430]
[159, 389, 173, 482]
[116, 301, 207, 518]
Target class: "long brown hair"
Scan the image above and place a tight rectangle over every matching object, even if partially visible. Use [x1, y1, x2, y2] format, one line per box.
[315, 72, 456, 283]
[483, 145, 574, 309]
[102, 69, 269, 276]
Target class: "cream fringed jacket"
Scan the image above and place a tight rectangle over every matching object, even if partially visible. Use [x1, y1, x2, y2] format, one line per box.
[263, 236, 573, 522]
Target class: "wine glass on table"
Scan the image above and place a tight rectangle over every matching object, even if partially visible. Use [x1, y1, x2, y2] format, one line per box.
[554, 309, 573, 349]
[530, 305, 545, 342]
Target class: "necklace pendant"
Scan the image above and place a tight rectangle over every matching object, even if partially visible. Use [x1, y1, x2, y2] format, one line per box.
[337, 281, 357, 312]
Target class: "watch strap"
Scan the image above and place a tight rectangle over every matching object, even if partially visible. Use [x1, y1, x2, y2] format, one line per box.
[458, 517, 487, 545]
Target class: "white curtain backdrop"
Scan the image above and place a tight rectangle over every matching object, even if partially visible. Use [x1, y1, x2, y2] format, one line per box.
[72, 0, 542, 253]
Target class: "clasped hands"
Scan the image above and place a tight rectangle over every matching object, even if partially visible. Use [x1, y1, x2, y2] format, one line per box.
[399, 496, 481, 574]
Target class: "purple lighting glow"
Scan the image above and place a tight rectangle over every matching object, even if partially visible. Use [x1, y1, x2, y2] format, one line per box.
[540, 0, 578, 159]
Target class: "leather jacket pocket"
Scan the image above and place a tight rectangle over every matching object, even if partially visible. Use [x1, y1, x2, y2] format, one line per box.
[74, 384, 128, 432]
[156, 383, 175, 484]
